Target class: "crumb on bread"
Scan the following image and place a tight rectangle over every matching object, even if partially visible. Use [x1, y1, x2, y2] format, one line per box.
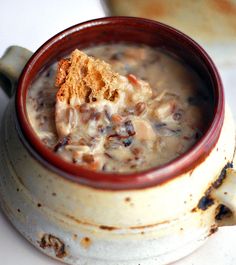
[55, 49, 120, 105]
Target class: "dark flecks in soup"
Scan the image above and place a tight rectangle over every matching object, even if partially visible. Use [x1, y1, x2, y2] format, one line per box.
[27, 44, 213, 173]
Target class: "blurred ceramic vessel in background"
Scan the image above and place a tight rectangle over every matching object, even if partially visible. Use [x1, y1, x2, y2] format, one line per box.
[103, 0, 236, 68]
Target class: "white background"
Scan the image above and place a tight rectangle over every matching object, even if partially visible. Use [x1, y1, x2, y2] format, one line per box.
[1, 0, 236, 264]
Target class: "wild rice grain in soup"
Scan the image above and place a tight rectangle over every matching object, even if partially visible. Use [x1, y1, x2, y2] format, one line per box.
[26, 44, 213, 173]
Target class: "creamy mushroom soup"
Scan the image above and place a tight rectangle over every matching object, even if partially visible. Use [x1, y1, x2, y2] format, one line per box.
[27, 44, 212, 172]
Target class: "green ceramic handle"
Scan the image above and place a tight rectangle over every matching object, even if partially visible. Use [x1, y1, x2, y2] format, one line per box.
[0, 46, 33, 97]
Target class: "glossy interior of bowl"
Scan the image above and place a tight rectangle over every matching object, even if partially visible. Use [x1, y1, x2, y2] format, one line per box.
[16, 17, 224, 190]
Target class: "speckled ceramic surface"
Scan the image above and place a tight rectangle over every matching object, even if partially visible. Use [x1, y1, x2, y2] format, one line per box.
[1, 1, 236, 265]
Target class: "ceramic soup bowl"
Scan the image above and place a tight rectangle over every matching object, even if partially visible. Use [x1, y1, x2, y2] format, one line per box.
[0, 17, 236, 265]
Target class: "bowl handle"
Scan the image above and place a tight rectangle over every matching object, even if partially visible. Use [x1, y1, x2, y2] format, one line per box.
[212, 167, 236, 226]
[0, 46, 33, 97]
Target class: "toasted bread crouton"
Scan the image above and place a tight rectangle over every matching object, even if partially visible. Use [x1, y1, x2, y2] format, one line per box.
[54, 49, 153, 138]
[55, 49, 120, 105]
[55, 58, 71, 88]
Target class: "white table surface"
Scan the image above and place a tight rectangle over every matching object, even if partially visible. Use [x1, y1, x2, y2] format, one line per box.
[1, 1, 236, 264]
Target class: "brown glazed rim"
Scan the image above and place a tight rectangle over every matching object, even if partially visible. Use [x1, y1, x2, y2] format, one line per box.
[16, 17, 224, 190]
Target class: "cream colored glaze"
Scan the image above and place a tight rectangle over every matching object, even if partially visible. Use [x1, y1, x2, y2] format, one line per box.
[1, 31, 236, 265]
[27, 44, 212, 172]
[0, 98, 235, 265]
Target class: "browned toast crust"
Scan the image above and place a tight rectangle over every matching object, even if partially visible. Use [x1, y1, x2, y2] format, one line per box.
[55, 49, 120, 104]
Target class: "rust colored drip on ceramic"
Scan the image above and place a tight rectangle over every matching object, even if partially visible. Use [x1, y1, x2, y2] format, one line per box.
[197, 195, 214, 211]
[194, 161, 233, 212]
[99, 225, 118, 231]
[80, 237, 92, 249]
[65, 214, 95, 227]
[208, 224, 218, 237]
[65, 214, 118, 230]
[39, 234, 66, 258]
[16, 17, 224, 190]
[125, 197, 131, 202]
[215, 204, 233, 221]
[212, 162, 233, 189]
[129, 219, 170, 230]
[64, 213, 173, 231]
